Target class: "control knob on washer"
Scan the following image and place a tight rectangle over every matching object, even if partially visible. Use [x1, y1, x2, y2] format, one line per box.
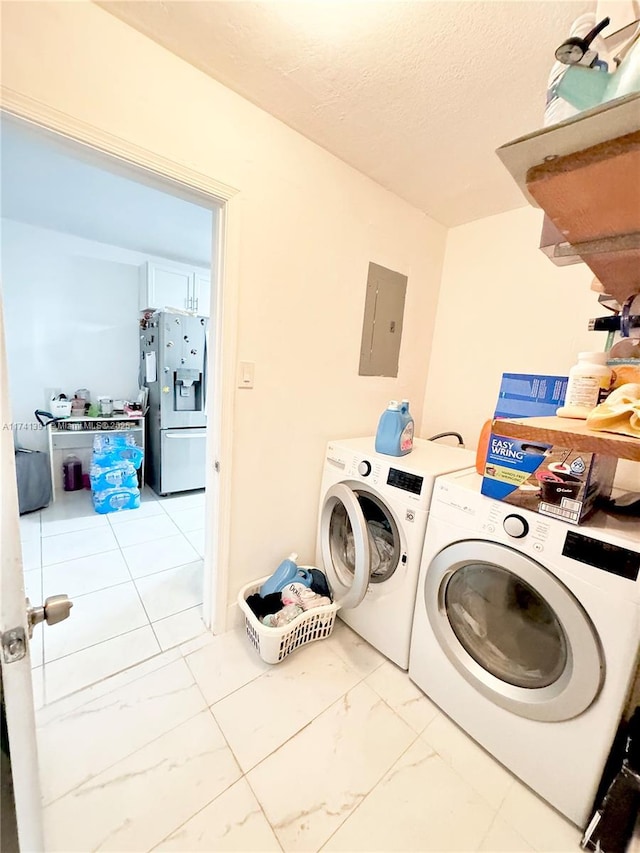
[358, 460, 372, 477]
[503, 514, 529, 539]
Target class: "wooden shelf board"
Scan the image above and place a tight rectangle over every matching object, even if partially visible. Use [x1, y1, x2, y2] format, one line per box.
[496, 93, 640, 208]
[491, 417, 640, 462]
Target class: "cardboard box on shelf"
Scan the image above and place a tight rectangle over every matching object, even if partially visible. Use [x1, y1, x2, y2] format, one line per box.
[481, 372, 616, 524]
[493, 373, 568, 420]
[481, 439, 618, 524]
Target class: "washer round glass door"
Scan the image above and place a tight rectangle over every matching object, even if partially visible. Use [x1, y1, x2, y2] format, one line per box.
[320, 483, 401, 609]
[425, 540, 604, 722]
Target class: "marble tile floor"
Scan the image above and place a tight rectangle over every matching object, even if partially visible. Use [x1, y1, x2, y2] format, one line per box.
[37, 620, 592, 853]
[21, 487, 208, 707]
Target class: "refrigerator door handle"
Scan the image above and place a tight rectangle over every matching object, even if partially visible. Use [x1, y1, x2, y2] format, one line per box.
[165, 431, 207, 439]
[202, 332, 207, 410]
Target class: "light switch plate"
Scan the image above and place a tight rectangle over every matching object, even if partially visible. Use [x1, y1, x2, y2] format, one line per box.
[237, 361, 255, 389]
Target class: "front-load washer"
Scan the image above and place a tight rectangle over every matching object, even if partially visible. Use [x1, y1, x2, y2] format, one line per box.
[315, 436, 474, 669]
[409, 469, 640, 827]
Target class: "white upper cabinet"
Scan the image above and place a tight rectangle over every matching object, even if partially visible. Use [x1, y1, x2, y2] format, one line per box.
[192, 271, 211, 318]
[139, 261, 211, 316]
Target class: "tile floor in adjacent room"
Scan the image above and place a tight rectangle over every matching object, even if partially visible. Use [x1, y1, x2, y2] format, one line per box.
[21, 486, 207, 706]
[35, 620, 590, 853]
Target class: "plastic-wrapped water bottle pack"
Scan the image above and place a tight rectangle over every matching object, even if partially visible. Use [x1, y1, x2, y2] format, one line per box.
[91, 433, 144, 514]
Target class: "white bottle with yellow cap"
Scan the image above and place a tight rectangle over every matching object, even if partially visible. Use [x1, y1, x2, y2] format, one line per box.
[556, 352, 613, 419]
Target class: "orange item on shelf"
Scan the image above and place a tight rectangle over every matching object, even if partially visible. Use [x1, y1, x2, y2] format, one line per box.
[475, 419, 493, 475]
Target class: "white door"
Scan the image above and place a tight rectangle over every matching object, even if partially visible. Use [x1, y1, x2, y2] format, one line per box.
[0, 294, 44, 851]
[1, 294, 73, 849]
[319, 482, 405, 609]
[319, 484, 373, 609]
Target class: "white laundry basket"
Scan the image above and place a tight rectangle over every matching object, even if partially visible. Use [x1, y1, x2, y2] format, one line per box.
[238, 569, 338, 664]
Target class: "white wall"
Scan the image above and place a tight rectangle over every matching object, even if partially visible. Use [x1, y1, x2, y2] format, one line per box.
[1, 219, 143, 452]
[0, 2, 447, 602]
[1, 219, 214, 452]
[422, 205, 636, 490]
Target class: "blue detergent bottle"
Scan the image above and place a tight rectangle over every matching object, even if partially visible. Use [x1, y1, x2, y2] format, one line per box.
[399, 399, 414, 454]
[375, 400, 414, 456]
[259, 552, 313, 597]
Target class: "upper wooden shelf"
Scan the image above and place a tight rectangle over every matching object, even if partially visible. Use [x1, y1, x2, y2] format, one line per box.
[497, 93, 640, 303]
[497, 93, 640, 204]
[492, 416, 640, 462]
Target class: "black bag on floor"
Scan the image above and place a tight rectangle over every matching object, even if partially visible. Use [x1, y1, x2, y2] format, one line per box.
[15, 449, 52, 515]
[582, 708, 640, 853]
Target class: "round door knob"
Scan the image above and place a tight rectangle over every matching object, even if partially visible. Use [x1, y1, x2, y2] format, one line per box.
[503, 514, 529, 539]
[357, 460, 372, 477]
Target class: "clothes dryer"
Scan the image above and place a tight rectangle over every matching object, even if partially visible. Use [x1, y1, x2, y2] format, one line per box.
[409, 469, 640, 827]
[316, 437, 474, 668]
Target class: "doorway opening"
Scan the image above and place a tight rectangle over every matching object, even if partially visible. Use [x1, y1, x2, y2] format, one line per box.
[1, 114, 227, 706]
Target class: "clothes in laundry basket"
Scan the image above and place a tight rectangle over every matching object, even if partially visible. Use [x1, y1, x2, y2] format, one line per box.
[309, 568, 332, 599]
[281, 582, 332, 611]
[245, 592, 284, 620]
[247, 567, 334, 629]
[261, 604, 304, 628]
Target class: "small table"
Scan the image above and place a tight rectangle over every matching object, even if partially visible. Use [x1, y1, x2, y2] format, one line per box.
[47, 415, 145, 501]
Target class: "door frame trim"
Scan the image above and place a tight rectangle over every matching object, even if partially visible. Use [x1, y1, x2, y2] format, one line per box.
[1, 87, 240, 635]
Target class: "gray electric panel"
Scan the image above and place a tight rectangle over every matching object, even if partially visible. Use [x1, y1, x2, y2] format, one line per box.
[358, 262, 407, 377]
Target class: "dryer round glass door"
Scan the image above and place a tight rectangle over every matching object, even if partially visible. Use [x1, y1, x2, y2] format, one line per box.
[424, 540, 604, 722]
[320, 483, 401, 609]
[446, 566, 567, 689]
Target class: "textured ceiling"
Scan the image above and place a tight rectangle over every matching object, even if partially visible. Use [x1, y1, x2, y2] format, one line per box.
[98, 0, 595, 226]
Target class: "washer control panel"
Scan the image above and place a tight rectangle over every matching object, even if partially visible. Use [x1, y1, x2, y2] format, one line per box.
[325, 443, 434, 510]
[503, 514, 529, 539]
[387, 467, 424, 495]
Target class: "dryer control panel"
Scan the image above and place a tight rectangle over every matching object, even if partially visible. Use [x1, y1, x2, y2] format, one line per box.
[563, 531, 640, 582]
[431, 470, 640, 596]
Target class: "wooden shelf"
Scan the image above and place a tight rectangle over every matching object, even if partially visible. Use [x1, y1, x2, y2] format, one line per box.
[496, 93, 640, 303]
[491, 417, 640, 462]
[496, 93, 640, 205]
[526, 130, 640, 303]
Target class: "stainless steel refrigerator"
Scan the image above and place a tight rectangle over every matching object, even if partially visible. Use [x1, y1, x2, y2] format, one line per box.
[140, 311, 208, 495]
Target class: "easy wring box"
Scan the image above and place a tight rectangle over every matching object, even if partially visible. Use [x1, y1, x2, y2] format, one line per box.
[480, 372, 616, 524]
